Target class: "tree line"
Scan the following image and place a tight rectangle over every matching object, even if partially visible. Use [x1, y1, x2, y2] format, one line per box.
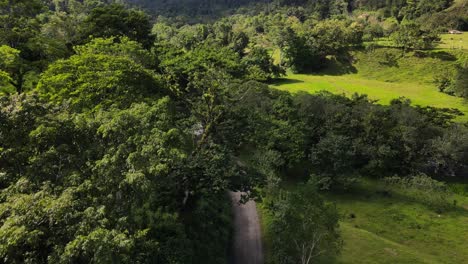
[1, 0, 467, 263]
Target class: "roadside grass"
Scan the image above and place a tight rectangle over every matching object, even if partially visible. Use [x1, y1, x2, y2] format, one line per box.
[257, 204, 274, 264]
[259, 178, 468, 263]
[271, 48, 468, 121]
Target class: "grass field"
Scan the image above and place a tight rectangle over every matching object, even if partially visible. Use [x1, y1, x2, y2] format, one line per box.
[439, 33, 468, 50]
[259, 179, 468, 264]
[374, 32, 467, 51]
[271, 48, 468, 121]
[329, 179, 468, 264]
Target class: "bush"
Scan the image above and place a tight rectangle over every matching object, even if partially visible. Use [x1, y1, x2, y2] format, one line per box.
[187, 193, 233, 264]
[263, 183, 341, 264]
[384, 174, 453, 212]
[434, 70, 454, 95]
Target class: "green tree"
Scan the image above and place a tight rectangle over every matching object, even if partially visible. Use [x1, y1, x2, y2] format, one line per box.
[0, 45, 21, 93]
[83, 4, 154, 47]
[391, 22, 440, 51]
[37, 38, 164, 111]
[266, 183, 341, 264]
[242, 47, 284, 81]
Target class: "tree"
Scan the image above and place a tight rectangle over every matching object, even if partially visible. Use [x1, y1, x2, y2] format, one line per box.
[0, 0, 47, 93]
[82, 4, 154, 47]
[431, 124, 468, 177]
[277, 27, 316, 73]
[0, 94, 194, 263]
[242, 47, 284, 81]
[0, 45, 21, 93]
[305, 19, 363, 57]
[266, 183, 341, 264]
[37, 37, 164, 111]
[451, 54, 468, 97]
[391, 22, 440, 51]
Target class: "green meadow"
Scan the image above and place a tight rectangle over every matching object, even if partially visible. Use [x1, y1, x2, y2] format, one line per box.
[259, 179, 468, 264]
[329, 180, 468, 264]
[271, 48, 468, 121]
[439, 33, 468, 50]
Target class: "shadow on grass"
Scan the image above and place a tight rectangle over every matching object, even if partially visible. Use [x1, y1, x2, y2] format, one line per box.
[310, 55, 358, 76]
[332, 180, 468, 216]
[270, 78, 304, 86]
[415, 50, 458, 61]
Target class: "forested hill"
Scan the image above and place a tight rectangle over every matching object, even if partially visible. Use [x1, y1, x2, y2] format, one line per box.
[125, 0, 464, 24]
[1, 0, 468, 263]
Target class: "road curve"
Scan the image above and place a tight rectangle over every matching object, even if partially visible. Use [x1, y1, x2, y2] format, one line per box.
[229, 192, 264, 264]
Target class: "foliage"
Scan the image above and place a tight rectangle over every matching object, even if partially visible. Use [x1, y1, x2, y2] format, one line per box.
[1, 1, 468, 263]
[83, 4, 154, 47]
[383, 174, 453, 211]
[242, 47, 285, 81]
[37, 38, 163, 111]
[0, 45, 21, 91]
[391, 22, 440, 51]
[262, 183, 341, 264]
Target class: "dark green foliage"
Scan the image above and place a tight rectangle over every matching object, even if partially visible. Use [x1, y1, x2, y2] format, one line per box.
[0, 38, 250, 263]
[391, 22, 440, 51]
[37, 38, 164, 111]
[242, 47, 285, 81]
[83, 4, 154, 47]
[275, 19, 364, 73]
[1, 1, 468, 263]
[451, 63, 468, 97]
[186, 193, 232, 264]
[279, 27, 319, 73]
[0, 0, 47, 92]
[263, 183, 341, 264]
[435, 54, 468, 98]
[290, 92, 464, 186]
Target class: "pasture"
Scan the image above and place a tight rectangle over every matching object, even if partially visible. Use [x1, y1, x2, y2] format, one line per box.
[271, 48, 468, 121]
[439, 33, 468, 50]
[259, 179, 468, 264]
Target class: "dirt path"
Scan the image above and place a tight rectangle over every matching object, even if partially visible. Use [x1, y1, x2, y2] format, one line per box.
[229, 192, 264, 264]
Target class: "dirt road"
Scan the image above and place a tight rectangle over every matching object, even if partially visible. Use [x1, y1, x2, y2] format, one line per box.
[229, 192, 264, 264]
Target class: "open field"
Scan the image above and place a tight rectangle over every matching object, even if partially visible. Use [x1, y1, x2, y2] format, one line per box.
[272, 74, 468, 121]
[439, 33, 468, 50]
[329, 179, 468, 264]
[373, 32, 467, 51]
[271, 49, 468, 121]
[259, 179, 468, 264]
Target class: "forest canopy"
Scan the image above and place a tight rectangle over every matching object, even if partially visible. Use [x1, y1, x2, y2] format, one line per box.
[0, 0, 467, 263]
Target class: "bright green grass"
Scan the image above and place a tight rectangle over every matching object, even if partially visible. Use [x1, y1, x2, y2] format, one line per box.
[259, 179, 468, 263]
[439, 33, 468, 50]
[271, 49, 468, 121]
[337, 223, 438, 264]
[327, 179, 468, 264]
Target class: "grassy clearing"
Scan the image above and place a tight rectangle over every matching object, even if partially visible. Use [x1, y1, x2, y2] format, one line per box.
[259, 178, 468, 263]
[373, 32, 467, 51]
[439, 33, 468, 50]
[328, 179, 468, 264]
[271, 49, 468, 121]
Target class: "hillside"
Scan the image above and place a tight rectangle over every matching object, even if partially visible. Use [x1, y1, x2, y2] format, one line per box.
[272, 48, 468, 121]
[260, 178, 468, 264]
[127, 0, 467, 27]
[1, 0, 468, 263]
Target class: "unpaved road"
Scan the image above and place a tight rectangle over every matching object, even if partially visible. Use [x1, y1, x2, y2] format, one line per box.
[230, 192, 264, 264]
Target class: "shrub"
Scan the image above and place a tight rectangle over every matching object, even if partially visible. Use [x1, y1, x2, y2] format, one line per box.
[384, 174, 453, 212]
[264, 183, 341, 264]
